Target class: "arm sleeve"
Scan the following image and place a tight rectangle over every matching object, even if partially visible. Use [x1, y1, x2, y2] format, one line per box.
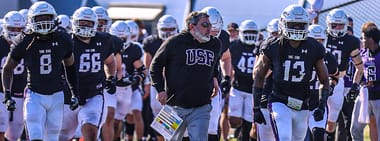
[150, 39, 171, 93]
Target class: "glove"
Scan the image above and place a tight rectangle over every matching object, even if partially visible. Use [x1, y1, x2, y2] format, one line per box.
[3, 91, 16, 111]
[313, 106, 325, 121]
[105, 76, 117, 94]
[346, 83, 359, 103]
[220, 76, 231, 96]
[69, 96, 79, 110]
[253, 108, 266, 125]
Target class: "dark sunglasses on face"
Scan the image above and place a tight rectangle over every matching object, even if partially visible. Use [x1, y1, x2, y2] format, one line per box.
[198, 22, 211, 28]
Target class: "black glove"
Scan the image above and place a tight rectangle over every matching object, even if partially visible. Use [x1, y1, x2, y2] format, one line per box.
[105, 76, 117, 94]
[253, 108, 266, 125]
[220, 76, 231, 96]
[346, 83, 359, 103]
[313, 106, 325, 121]
[69, 96, 79, 110]
[3, 91, 16, 111]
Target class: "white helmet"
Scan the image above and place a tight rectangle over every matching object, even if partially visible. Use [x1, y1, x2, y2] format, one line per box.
[3, 11, 27, 41]
[125, 20, 139, 42]
[201, 6, 223, 37]
[308, 24, 326, 40]
[27, 1, 57, 35]
[110, 20, 131, 42]
[72, 7, 98, 37]
[326, 9, 348, 38]
[18, 9, 29, 21]
[0, 19, 3, 35]
[239, 20, 259, 45]
[57, 14, 71, 32]
[157, 15, 178, 40]
[92, 6, 111, 32]
[267, 18, 279, 33]
[279, 4, 309, 40]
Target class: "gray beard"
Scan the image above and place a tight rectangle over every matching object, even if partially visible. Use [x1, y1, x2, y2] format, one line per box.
[194, 28, 210, 43]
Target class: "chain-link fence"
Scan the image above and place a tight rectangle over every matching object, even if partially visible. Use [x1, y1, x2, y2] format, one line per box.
[314, 0, 380, 37]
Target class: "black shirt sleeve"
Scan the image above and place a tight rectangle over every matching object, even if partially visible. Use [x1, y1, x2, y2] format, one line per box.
[150, 37, 172, 93]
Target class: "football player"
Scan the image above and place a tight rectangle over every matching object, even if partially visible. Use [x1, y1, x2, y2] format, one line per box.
[228, 19, 260, 141]
[0, 11, 27, 141]
[253, 5, 329, 141]
[59, 7, 116, 141]
[143, 14, 178, 141]
[266, 18, 280, 37]
[324, 9, 363, 141]
[2, 2, 79, 141]
[57, 14, 72, 33]
[307, 24, 339, 141]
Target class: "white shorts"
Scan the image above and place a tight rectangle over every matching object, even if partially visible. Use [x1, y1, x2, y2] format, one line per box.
[104, 91, 117, 108]
[0, 93, 9, 132]
[270, 102, 309, 141]
[24, 89, 64, 141]
[5, 97, 24, 141]
[308, 106, 328, 130]
[126, 89, 143, 114]
[327, 77, 344, 122]
[114, 86, 133, 120]
[78, 95, 104, 128]
[208, 89, 222, 135]
[228, 88, 253, 122]
[59, 105, 79, 141]
[257, 108, 275, 141]
[150, 86, 162, 116]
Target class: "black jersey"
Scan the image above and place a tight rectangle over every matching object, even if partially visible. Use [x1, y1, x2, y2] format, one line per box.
[219, 30, 230, 54]
[262, 37, 325, 107]
[309, 52, 338, 110]
[326, 34, 360, 72]
[110, 34, 123, 54]
[150, 31, 221, 108]
[0, 37, 27, 97]
[143, 34, 163, 58]
[119, 42, 143, 90]
[230, 40, 259, 93]
[72, 32, 113, 99]
[10, 31, 73, 94]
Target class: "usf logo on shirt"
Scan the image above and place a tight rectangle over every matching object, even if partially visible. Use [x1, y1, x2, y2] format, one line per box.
[185, 49, 214, 66]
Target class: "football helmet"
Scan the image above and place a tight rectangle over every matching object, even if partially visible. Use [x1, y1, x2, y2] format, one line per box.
[18, 9, 29, 21]
[125, 20, 140, 42]
[308, 24, 326, 40]
[57, 14, 71, 32]
[110, 20, 131, 42]
[92, 6, 111, 32]
[239, 20, 259, 45]
[279, 4, 309, 40]
[157, 15, 178, 40]
[3, 11, 26, 41]
[267, 18, 279, 33]
[27, 1, 57, 35]
[201, 6, 223, 37]
[0, 19, 3, 35]
[72, 7, 98, 37]
[326, 8, 348, 38]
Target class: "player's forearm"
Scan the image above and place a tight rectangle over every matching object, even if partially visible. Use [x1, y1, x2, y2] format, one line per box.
[353, 64, 364, 84]
[2, 68, 13, 92]
[220, 52, 232, 77]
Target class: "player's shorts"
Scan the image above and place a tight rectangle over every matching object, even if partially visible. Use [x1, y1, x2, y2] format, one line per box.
[257, 108, 275, 141]
[104, 91, 117, 108]
[78, 95, 104, 127]
[228, 88, 253, 122]
[126, 89, 143, 114]
[0, 92, 9, 132]
[208, 89, 222, 135]
[5, 97, 25, 141]
[59, 105, 80, 141]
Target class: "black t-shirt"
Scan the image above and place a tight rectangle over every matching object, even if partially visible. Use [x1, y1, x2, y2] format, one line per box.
[261, 37, 325, 109]
[119, 42, 143, 90]
[10, 31, 73, 94]
[150, 31, 222, 108]
[0, 37, 27, 97]
[326, 34, 360, 71]
[230, 39, 259, 93]
[72, 32, 113, 100]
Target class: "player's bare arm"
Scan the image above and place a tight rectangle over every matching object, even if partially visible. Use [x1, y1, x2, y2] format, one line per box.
[104, 53, 117, 77]
[253, 54, 271, 88]
[2, 55, 19, 91]
[115, 53, 123, 79]
[220, 49, 232, 77]
[350, 48, 364, 84]
[315, 58, 330, 90]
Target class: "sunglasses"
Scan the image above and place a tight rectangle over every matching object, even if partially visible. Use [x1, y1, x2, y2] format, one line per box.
[198, 22, 211, 28]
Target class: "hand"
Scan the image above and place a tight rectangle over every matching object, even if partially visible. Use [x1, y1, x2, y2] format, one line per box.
[313, 107, 325, 121]
[69, 96, 79, 110]
[105, 76, 117, 94]
[220, 76, 231, 95]
[3, 98, 16, 112]
[253, 108, 266, 125]
[346, 83, 359, 103]
[156, 92, 167, 105]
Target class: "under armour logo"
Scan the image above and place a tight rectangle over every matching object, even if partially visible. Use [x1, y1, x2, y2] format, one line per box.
[96, 42, 102, 46]
[338, 41, 343, 45]
[52, 42, 58, 46]
[301, 49, 307, 53]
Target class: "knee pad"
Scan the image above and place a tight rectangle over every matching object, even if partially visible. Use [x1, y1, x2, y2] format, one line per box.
[312, 127, 325, 141]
